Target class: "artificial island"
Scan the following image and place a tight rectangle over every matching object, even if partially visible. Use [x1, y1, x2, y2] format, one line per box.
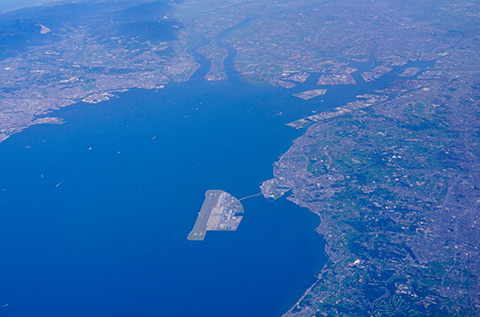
[188, 190, 244, 241]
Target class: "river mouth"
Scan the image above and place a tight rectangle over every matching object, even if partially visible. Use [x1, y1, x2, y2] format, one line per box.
[188, 18, 250, 82]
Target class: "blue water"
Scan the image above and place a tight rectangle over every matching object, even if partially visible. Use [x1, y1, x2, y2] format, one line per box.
[0, 30, 430, 314]
[0, 79, 327, 316]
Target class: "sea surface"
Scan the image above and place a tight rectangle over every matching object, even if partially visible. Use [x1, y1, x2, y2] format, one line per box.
[0, 78, 329, 316]
[0, 30, 430, 315]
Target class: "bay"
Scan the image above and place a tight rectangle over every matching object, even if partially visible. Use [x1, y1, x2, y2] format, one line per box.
[0, 38, 424, 315]
[0, 79, 326, 316]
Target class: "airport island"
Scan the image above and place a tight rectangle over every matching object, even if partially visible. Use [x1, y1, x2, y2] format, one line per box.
[188, 190, 244, 241]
